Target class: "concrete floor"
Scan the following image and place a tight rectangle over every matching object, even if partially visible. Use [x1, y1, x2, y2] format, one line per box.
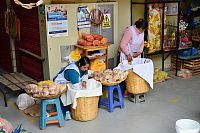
[0, 74, 200, 133]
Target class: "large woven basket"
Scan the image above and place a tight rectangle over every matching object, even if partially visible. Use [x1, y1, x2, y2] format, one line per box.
[125, 70, 149, 94]
[71, 96, 99, 122]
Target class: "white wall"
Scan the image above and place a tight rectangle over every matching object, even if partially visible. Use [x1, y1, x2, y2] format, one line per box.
[40, 0, 172, 80]
[117, 0, 131, 41]
[39, 2, 118, 80]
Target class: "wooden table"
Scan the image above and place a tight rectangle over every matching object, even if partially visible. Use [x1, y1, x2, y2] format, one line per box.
[0, 72, 37, 107]
[75, 44, 109, 68]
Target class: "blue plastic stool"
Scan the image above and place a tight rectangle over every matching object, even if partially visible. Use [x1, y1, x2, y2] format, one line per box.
[40, 97, 64, 129]
[99, 84, 124, 112]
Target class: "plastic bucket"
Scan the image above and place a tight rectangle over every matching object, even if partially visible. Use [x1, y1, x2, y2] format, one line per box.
[176, 119, 200, 133]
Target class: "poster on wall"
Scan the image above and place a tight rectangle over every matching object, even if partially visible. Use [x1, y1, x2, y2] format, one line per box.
[102, 13, 111, 29]
[77, 6, 91, 29]
[46, 5, 68, 37]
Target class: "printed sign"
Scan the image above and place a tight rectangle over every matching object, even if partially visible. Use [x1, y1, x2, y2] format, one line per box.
[77, 6, 91, 29]
[46, 5, 68, 37]
[102, 13, 111, 29]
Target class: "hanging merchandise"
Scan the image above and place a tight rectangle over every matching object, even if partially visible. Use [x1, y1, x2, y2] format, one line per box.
[147, 4, 162, 53]
[4, 9, 18, 39]
[14, 0, 44, 9]
[89, 8, 104, 25]
[90, 59, 106, 72]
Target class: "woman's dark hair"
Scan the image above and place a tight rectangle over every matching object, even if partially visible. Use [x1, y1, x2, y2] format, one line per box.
[78, 56, 90, 67]
[135, 18, 148, 29]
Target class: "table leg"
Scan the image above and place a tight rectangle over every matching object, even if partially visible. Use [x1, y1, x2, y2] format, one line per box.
[3, 93, 8, 107]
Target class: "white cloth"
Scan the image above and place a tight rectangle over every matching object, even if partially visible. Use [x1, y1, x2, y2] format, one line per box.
[60, 79, 102, 109]
[115, 60, 132, 71]
[131, 58, 154, 89]
[115, 58, 154, 89]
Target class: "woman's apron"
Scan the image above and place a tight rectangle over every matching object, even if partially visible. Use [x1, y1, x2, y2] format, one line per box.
[54, 63, 82, 84]
[120, 26, 144, 62]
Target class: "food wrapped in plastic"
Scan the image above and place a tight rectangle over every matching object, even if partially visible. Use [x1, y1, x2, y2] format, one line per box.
[25, 81, 67, 99]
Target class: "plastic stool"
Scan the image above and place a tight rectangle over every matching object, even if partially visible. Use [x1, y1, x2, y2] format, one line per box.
[40, 97, 64, 129]
[99, 84, 124, 112]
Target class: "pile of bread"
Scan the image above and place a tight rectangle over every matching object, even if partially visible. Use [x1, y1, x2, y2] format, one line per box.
[78, 33, 108, 46]
[91, 69, 128, 84]
[25, 80, 67, 98]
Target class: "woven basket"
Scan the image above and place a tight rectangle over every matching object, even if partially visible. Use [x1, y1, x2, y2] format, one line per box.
[71, 96, 99, 122]
[125, 70, 149, 94]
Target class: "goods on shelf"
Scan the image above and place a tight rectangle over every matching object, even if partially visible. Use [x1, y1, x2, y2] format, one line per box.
[75, 43, 109, 68]
[171, 55, 200, 75]
[91, 69, 128, 86]
[153, 67, 168, 83]
[90, 59, 106, 72]
[144, 41, 150, 48]
[177, 69, 192, 78]
[25, 80, 67, 99]
[78, 33, 108, 46]
[192, 28, 200, 41]
[69, 48, 81, 61]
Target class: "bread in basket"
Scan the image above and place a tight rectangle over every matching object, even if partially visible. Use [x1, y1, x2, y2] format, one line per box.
[25, 80, 67, 99]
[91, 69, 128, 86]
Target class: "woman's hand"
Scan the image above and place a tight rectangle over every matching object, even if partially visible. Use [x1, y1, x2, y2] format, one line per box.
[127, 54, 132, 62]
[81, 81, 87, 89]
[133, 52, 142, 58]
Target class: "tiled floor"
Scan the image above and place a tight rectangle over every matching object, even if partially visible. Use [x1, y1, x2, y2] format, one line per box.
[0, 74, 200, 133]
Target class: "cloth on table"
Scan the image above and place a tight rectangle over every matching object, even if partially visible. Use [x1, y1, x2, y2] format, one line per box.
[115, 58, 154, 89]
[60, 79, 102, 109]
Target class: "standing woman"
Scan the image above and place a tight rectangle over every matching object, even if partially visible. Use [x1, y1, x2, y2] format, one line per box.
[119, 18, 148, 62]
[118, 18, 148, 97]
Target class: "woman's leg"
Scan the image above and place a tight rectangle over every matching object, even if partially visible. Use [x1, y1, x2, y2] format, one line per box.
[60, 98, 70, 112]
[59, 98, 71, 120]
[120, 81, 128, 97]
